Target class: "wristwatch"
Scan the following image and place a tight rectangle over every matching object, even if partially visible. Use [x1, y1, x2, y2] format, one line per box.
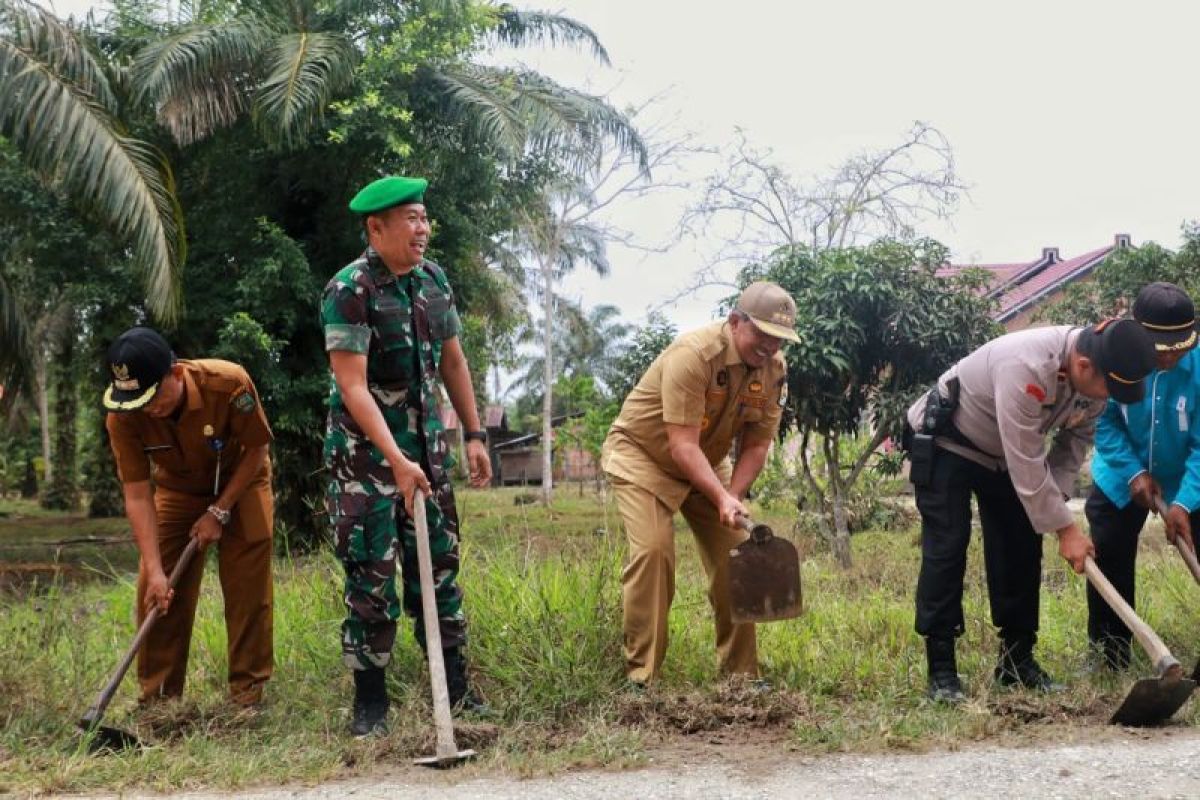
[464, 430, 488, 444]
[206, 504, 232, 525]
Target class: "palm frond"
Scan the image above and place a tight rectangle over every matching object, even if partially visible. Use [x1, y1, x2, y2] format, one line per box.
[132, 18, 266, 145]
[492, 8, 610, 65]
[437, 64, 646, 170]
[0, 0, 186, 321]
[253, 29, 356, 149]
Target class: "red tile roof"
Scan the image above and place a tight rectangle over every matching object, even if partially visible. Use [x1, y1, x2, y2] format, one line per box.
[995, 244, 1113, 321]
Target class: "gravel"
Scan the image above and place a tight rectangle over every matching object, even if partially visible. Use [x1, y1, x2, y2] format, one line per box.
[64, 729, 1200, 800]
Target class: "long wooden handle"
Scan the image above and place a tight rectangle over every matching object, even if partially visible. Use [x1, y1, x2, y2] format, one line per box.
[413, 490, 461, 760]
[1155, 497, 1200, 585]
[1083, 556, 1180, 678]
[85, 537, 202, 721]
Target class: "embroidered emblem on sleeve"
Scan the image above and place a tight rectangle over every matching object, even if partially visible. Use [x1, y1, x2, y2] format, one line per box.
[232, 391, 257, 414]
[1025, 383, 1046, 403]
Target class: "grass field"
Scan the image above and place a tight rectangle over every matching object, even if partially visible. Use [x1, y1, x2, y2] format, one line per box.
[2, 487, 1199, 795]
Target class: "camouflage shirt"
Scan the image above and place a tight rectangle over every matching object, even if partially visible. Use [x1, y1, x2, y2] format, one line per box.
[321, 247, 462, 496]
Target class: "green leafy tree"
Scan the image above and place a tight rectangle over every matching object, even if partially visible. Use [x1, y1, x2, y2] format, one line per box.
[608, 312, 676, 400]
[0, 0, 186, 321]
[743, 239, 998, 568]
[1037, 227, 1200, 325]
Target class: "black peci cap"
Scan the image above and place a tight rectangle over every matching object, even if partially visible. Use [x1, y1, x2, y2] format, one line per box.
[102, 327, 175, 412]
[1132, 281, 1198, 353]
[1078, 318, 1156, 404]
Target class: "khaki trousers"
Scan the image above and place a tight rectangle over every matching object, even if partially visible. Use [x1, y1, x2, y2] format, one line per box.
[135, 480, 274, 704]
[612, 477, 756, 682]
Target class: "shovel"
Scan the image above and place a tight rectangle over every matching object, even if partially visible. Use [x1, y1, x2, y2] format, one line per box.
[1154, 496, 1200, 681]
[410, 489, 475, 768]
[1083, 556, 1196, 726]
[728, 514, 802, 624]
[78, 537, 201, 752]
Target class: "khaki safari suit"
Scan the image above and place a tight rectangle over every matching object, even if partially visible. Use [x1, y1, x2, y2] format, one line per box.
[107, 359, 274, 703]
[603, 321, 786, 682]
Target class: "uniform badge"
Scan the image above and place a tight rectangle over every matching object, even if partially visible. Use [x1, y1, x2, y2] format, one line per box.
[749, 380, 763, 394]
[777, 377, 789, 408]
[1025, 383, 1046, 402]
[716, 370, 728, 388]
[232, 391, 257, 414]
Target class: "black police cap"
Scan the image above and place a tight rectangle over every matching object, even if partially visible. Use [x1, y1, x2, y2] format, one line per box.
[1079, 318, 1156, 404]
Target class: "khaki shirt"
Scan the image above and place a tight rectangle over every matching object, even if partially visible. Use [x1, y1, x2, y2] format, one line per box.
[907, 325, 1102, 533]
[602, 322, 786, 510]
[107, 359, 273, 496]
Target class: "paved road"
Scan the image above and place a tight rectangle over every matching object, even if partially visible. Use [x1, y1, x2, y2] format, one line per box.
[74, 729, 1200, 800]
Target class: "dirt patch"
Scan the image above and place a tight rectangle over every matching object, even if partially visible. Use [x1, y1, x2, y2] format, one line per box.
[617, 678, 808, 735]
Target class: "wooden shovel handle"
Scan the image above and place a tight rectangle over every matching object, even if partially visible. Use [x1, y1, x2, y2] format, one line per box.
[412, 489, 463, 761]
[1155, 497, 1200, 584]
[1083, 556, 1180, 677]
[86, 537, 202, 721]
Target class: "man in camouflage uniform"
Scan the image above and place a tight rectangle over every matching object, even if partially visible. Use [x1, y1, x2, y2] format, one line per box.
[322, 175, 493, 736]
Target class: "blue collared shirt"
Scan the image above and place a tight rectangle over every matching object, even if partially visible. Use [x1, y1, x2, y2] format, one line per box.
[1092, 348, 1200, 511]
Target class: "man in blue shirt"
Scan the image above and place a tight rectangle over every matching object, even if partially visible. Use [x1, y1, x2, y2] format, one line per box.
[1088, 282, 1200, 669]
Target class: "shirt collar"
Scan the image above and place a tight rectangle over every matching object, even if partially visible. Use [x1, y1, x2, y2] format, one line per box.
[364, 247, 428, 285]
[180, 360, 204, 414]
[721, 322, 745, 366]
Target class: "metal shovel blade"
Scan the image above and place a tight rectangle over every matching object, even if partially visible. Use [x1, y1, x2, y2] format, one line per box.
[78, 709, 144, 753]
[413, 748, 477, 768]
[1110, 672, 1197, 727]
[729, 519, 802, 624]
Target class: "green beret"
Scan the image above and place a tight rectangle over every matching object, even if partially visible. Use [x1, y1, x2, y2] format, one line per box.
[349, 176, 428, 214]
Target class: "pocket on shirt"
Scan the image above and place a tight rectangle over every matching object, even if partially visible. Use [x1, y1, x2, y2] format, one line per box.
[368, 302, 414, 387]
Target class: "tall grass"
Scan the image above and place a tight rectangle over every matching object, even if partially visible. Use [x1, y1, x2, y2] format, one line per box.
[1, 488, 1198, 794]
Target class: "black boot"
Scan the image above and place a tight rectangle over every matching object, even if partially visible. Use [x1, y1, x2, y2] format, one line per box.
[925, 636, 966, 703]
[444, 647, 490, 716]
[349, 667, 389, 737]
[994, 632, 1063, 691]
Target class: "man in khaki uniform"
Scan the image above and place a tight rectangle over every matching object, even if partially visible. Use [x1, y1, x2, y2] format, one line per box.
[904, 320, 1156, 702]
[104, 327, 274, 705]
[602, 282, 799, 685]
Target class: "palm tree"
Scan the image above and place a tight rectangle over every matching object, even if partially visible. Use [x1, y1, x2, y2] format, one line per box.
[133, 0, 647, 166]
[0, 0, 186, 322]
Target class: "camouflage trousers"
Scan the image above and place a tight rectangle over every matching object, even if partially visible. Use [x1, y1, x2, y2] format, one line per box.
[328, 482, 465, 670]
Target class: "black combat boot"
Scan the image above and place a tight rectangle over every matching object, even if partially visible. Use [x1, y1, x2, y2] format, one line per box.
[349, 667, 389, 737]
[444, 647, 491, 716]
[994, 631, 1064, 691]
[925, 636, 966, 703]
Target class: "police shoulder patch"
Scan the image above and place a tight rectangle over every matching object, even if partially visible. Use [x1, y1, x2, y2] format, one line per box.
[1025, 383, 1046, 403]
[777, 377, 789, 408]
[232, 391, 257, 414]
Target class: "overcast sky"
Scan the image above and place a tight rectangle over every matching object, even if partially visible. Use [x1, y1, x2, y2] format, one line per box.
[48, 0, 1200, 336]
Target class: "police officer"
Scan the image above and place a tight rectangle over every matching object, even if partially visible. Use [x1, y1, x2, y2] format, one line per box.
[1088, 283, 1200, 669]
[601, 282, 798, 686]
[104, 327, 274, 706]
[905, 320, 1156, 702]
[322, 175, 492, 736]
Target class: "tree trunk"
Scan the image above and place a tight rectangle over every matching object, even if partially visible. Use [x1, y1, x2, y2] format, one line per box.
[33, 354, 51, 484]
[84, 417, 124, 517]
[824, 435, 853, 569]
[41, 329, 79, 511]
[540, 262, 555, 506]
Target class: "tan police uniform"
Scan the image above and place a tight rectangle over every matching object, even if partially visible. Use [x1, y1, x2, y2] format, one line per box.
[602, 322, 787, 683]
[905, 325, 1107, 647]
[107, 359, 275, 704]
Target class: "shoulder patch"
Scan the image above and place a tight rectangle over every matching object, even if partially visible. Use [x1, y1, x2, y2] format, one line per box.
[1025, 383, 1046, 403]
[232, 391, 257, 414]
[777, 377, 789, 408]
